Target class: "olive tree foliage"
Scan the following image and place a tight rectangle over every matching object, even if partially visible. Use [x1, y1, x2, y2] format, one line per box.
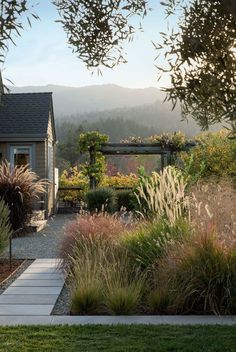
[0, 1, 38, 65]
[157, 0, 236, 131]
[53, 0, 149, 69]
[1, 0, 236, 130]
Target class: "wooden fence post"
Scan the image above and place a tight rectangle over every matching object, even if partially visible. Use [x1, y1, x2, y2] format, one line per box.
[89, 146, 96, 189]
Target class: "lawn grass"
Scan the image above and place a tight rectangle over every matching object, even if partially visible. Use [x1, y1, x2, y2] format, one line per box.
[0, 325, 235, 351]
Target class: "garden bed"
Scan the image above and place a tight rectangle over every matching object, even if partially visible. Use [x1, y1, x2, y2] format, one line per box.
[0, 259, 25, 285]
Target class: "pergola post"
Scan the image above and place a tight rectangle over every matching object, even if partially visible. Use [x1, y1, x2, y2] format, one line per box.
[89, 146, 96, 189]
[161, 153, 165, 170]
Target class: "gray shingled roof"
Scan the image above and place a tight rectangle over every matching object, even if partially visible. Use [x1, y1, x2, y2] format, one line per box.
[0, 92, 53, 135]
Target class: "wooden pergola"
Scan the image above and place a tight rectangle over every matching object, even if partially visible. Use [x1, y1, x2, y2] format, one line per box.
[88, 141, 196, 188]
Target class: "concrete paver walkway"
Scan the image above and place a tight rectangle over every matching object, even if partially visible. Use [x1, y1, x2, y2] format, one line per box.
[0, 259, 65, 316]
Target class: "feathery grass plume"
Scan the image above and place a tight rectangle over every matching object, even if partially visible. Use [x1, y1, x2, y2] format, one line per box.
[189, 179, 236, 242]
[135, 166, 190, 224]
[0, 161, 47, 230]
[0, 198, 11, 254]
[60, 212, 129, 266]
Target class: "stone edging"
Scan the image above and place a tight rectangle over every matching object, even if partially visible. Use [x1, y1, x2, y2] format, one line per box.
[0, 315, 236, 326]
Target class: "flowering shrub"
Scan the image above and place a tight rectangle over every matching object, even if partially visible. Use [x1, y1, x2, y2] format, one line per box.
[121, 132, 187, 150]
[180, 131, 236, 181]
[59, 166, 88, 201]
[101, 173, 138, 188]
[147, 131, 186, 149]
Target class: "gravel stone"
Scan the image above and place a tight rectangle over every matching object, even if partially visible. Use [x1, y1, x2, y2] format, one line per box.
[51, 280, 72, 315]
[3, 214, 76, 259]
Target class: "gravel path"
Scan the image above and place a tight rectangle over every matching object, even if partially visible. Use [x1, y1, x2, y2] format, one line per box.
[4, 214, 76, 259]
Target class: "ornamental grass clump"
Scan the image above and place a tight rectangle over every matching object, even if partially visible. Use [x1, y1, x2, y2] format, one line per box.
[156, 230, 236, 315]
[189, 179, 236, 241]
[123, 218, 190, 270]
[69, 234, 144, 315]
[70, 239, 106, 315]
[0, 199, 11, 254]
[0, 161, 46, 230]
[103, 253, 144, 315]
[61, 212, 128, 264]
[135, 166, 189, 224]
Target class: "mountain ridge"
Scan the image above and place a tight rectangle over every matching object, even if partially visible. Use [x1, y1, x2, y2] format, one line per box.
[8, 83, 164, 116]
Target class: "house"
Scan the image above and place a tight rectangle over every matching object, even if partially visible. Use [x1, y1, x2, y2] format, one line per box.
[0, 91, 57, 218]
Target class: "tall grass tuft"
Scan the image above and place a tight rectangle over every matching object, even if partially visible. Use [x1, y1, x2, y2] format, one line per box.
[157, 230, 236, 315]
[123, 218, 190, 270]
[103, 252, 144, 315]
[0, 161, 46, 230]
[61, 212, 128, 264]
[69, 238, 108, 314]
[190, 179, 236, 241]
[0, 199, 11, 254]
[135, 166, 189, 224]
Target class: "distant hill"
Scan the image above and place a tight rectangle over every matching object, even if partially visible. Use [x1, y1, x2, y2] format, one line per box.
[8, 84, 164, 116]
[57, 101, 220, 138]
[9, 83, 221, 138]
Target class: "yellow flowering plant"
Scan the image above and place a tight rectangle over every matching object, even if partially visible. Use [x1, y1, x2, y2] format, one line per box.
[59, 166, 89, 202]
[179, 131, 236, 182]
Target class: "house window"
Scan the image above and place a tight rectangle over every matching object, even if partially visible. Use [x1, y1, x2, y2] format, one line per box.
[10, 146, 33, 168]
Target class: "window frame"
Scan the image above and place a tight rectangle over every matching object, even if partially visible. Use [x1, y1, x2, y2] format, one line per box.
[10, 145, 34, 169]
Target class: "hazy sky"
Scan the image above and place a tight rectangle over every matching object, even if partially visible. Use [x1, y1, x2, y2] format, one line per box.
[4, 0, 172, 88]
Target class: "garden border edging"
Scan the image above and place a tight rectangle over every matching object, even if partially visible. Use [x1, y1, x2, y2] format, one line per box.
[1, 315, 236, 326]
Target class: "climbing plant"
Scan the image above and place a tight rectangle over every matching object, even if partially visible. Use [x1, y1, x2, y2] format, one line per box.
[78, 131, 109, 187]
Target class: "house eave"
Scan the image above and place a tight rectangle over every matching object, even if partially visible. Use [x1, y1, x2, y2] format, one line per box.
[0, 134, 47, 142]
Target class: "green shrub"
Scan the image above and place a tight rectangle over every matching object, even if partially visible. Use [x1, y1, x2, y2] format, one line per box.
[0, 161, 46, 230]
[148, 288, 170, 313]
[86, 187, 117, 213]
[0, 199, 11, 255]
[180, 131, 236, 182]
[116, 190, 136, 211]
[157, 231, 236, 315]
[123, 218, 190, 270]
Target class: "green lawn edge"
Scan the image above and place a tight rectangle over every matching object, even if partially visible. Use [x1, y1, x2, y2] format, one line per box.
[0, 324, 235, 351]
